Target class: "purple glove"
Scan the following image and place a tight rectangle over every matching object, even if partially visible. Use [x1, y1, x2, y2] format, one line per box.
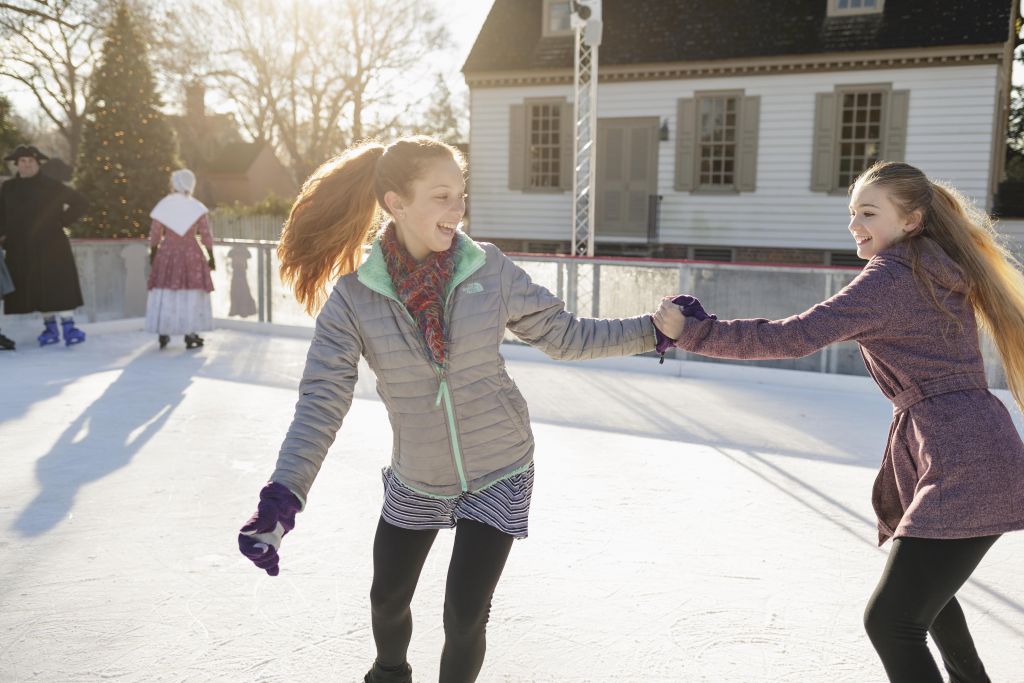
[238, 482, 302, 576]
[655, 295, 717, 360]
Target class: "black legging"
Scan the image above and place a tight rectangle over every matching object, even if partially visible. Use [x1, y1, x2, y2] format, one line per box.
[864, 534, 999, 683]
[369, 516, 514, 683]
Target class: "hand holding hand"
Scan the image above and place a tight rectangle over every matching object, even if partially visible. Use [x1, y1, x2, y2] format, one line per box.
[654, 296, 688, 342]
[653, 294, 717, 355]
[238, 482, 302, 576]
[207, 255, 216, 271]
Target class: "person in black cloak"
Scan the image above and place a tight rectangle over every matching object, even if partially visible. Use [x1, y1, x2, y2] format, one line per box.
[0, 237, 14, 350]
[0, 145, 89, 346]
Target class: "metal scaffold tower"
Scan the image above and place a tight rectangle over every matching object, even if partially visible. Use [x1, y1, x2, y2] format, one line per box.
[570, 1, 602, 258]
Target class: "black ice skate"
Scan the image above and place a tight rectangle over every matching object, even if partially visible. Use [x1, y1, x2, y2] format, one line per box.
[363, 661, 412, 683]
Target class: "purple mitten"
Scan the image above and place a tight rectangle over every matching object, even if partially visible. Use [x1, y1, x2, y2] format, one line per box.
[677, 295, 717, 323]
[238, 482, 302, 576]
[654, 294, 717, 354]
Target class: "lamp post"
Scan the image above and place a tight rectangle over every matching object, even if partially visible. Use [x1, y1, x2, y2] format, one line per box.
[570, 0, 602, 258]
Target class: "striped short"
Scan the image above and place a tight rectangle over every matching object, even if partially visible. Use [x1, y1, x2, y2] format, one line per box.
[380, 464, 535, 539]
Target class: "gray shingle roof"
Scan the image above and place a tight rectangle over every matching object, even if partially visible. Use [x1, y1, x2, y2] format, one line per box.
[205, 142, 264, 174]
[462, 0, 1014, 73]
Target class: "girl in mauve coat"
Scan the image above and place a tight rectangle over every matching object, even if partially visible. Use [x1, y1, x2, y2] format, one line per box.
[236, 136, 657, 683]
[654, 161, 1024, 683]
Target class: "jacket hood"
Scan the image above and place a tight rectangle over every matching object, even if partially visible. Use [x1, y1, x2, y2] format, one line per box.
[876, 236, 967, 294]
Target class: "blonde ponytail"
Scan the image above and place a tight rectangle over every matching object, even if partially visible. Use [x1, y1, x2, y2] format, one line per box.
[927, 182, 1024, 413]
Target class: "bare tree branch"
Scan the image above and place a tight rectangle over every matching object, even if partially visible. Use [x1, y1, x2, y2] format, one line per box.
[0, 1, 76, 26]
[180, 0, 448, 182]
[0, 0, 104, 160]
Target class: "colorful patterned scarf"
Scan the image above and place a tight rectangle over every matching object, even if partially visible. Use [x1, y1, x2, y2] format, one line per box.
[380, 223, 456, 365]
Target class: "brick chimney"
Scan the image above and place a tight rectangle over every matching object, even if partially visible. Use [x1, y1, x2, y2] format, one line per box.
[186, 82, 205, 124]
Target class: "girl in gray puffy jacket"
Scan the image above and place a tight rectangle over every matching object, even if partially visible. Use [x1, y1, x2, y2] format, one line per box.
[238, 136, 658, 682]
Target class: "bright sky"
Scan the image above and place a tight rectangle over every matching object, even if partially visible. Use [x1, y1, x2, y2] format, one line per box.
[445, 0, 496, 69]
[433, 0, 495, 104]
[3, 1, 495, 124]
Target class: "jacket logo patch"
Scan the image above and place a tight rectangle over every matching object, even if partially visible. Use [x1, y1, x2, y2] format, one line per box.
[461, 282, 484, 294]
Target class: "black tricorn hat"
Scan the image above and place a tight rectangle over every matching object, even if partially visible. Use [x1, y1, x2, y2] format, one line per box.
[3, 145, 49, 162]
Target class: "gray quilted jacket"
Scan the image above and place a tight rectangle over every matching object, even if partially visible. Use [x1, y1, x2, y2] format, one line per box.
[270, 232, 656, 503]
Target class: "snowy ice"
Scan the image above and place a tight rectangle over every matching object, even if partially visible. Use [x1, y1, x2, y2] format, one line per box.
[2, 324, 1022, 682]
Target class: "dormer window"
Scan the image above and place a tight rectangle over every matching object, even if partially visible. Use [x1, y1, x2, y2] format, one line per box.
[543, 0, 573, 37]
[828, 0, 884, 16]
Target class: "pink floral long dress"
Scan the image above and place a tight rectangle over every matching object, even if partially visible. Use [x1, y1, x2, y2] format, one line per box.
[144, 213, 215, 335]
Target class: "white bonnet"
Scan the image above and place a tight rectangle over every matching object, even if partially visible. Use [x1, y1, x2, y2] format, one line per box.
[171, 168, 196, 194]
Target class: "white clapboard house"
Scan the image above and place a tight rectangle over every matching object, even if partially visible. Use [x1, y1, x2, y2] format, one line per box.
[461, 0, 1020, 265]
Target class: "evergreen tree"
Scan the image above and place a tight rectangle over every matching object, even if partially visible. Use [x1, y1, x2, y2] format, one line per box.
[1008, 85, 1024, 182]
[1006, 10, 1023, 181]
[0, 95, 26, 157]
[74, 3, 177, 238]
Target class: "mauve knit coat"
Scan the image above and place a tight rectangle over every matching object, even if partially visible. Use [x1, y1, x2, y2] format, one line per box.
[673, 237, 1024, 545]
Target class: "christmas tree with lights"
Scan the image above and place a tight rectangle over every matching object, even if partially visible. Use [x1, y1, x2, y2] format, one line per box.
[74, 3, 176, 238]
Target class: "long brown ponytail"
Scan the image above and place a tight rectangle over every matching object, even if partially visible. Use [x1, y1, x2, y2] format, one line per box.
[279, 143, 385, 314]
[278, 136, 465, 315]
[854, 161, 1024, 412]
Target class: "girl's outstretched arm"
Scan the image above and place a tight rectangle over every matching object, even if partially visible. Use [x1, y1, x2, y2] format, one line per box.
[671, 259, 897, 360]
[499, 251, 656, 361]
[270, 286, 364, 507]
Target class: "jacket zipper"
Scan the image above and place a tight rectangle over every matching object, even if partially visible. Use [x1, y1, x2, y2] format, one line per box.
[433, 366, 467, 491]
[360, 243, 484, 494]
[384, 288, 471, 492]
[432, 264, 481, 492]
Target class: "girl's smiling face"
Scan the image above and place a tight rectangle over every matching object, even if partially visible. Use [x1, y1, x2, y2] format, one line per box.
[848, 183, 922, 259]
[385, 157, 466, 262]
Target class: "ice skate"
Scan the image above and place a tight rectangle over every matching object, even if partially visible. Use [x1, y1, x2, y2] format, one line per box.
[184, 333, 204, 349]
[38, 318, 60, 346]
[60, 317, 86, 346]
[0, 330, 14, 350]
[158, 335, 170, 350]
[363, 661, 412, 683]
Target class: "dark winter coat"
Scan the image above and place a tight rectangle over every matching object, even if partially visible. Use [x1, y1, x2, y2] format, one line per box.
[673, 237, 1024, 545]
[0, 173, 88, 314]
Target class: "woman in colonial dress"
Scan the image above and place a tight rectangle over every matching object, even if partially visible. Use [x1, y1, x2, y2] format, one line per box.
[145, 169, 215, 349]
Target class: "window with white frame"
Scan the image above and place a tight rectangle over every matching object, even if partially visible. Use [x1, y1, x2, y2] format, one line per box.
[837, 90, 884, 188]
[543, 0, 573, 37]
[828, 0, 884, 17]
[528, 102, 563, 189]
[675, 90, 760, 193]
[697, 95, 739, 188]
[810, 83, 908, 193]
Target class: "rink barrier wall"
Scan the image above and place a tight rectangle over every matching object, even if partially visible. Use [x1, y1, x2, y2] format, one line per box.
[0, 237, 1008, 389]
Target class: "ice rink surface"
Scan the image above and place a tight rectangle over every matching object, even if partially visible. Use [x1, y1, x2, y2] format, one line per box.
[2, 325, 1022, 682]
